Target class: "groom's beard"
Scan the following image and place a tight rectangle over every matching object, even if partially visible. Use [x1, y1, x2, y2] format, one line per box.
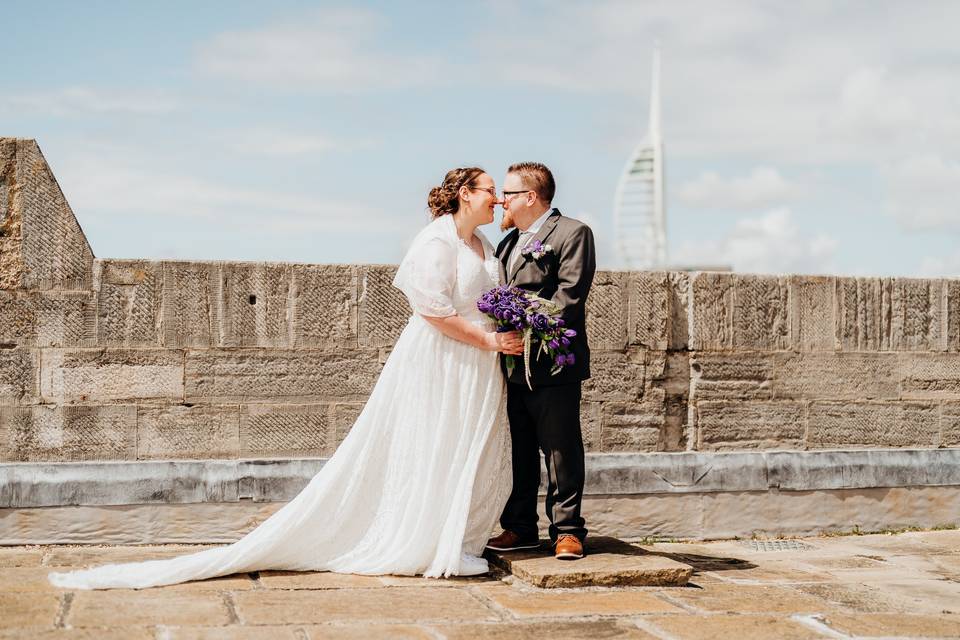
[500, 210, 516, 232]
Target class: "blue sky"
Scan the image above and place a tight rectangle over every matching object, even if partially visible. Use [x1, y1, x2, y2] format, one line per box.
[3, 1, 959, 276]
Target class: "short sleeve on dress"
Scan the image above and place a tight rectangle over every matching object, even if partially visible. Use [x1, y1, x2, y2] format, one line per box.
[393, 236, 458, 317]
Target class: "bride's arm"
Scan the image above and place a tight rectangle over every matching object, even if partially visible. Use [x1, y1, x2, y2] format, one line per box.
[422, 314, 523, 354]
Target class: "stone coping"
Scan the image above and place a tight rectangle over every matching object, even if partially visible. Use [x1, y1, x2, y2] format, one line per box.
[2, 448, 960, 509]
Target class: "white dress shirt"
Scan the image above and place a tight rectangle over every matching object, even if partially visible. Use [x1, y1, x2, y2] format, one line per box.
[508, 208, 556, 274]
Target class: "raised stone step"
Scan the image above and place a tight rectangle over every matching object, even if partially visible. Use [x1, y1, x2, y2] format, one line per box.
[484, 536, 693, 588]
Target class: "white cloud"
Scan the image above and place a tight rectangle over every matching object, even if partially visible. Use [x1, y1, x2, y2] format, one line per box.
[0, 87, 180, 116]
[886, 154, 960, 231]
[195, 8, 443, 91]
[476, 1, 960, 164]
[672, 208, 837, 274]
[917, 253, 960, 277]
[226, 128, 379, 156]
[677, 167, 801, 210]
[54, 150, 401, 235]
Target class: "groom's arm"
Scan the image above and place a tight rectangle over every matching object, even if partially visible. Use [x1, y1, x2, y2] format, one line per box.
[551, 224, 596, 325]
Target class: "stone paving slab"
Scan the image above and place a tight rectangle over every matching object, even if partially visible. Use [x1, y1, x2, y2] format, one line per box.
[476, 583, 682, 618]
[233, 587, 498, 625]
[67, 591, 233, 628]
[0, 629, 154, 640]
[639, 614, 822, 640]
[484, 536, 693, 587]
[433, 619, 656, 639]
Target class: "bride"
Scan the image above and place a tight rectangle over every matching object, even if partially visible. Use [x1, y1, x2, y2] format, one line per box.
[49, 167, 523, 589]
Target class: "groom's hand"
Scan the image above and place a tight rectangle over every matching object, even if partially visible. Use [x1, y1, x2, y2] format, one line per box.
[491, 331, 523, 355]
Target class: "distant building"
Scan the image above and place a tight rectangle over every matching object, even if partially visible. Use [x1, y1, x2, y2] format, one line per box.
[614, 46, 666, 270]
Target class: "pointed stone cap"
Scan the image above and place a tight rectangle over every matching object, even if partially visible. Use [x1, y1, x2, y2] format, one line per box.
[485, 536, 693, 588]
[0, 138, 94, 291]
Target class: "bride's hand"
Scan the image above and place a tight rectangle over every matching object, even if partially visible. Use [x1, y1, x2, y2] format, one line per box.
[487, 330, 523, 354]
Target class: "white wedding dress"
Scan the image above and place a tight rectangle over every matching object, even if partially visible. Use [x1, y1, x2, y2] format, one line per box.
[49, 214, 512, 589]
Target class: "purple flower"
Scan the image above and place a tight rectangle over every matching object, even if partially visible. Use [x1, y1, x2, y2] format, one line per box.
[560, 337, 570, 347]
[548, 339, 560, 350]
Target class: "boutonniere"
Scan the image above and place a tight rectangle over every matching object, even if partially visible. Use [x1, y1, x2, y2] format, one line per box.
[520, 239, 553, 260]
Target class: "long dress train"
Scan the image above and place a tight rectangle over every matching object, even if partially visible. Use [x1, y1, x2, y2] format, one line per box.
[49, 214, 511, 589]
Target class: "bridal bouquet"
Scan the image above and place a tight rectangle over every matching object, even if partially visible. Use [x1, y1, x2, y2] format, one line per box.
[477, 285, 577, 389]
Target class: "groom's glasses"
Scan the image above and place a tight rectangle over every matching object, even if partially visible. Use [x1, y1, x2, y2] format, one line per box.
[502, 190, 532, 201]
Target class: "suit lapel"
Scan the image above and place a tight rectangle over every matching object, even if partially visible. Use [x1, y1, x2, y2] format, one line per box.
[508, 210, 561, 284]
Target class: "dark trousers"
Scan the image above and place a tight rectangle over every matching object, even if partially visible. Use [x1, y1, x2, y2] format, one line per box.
[499, 381, 587, 543]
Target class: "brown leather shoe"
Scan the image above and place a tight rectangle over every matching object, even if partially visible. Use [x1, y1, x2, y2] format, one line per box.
[486, 530, 540, 551]
[554, 534, 584, 560]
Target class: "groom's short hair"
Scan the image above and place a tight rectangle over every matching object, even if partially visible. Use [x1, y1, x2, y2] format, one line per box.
[507, 162, 555, 204]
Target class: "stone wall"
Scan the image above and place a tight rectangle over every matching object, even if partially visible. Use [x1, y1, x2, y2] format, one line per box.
[2, 137, 959, 464]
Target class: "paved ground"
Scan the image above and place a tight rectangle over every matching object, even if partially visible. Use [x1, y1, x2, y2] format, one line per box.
[1, 530, 959, 639]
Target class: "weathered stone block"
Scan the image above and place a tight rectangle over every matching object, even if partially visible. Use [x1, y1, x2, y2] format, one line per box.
[0, 139, 21, 291]
[485, 537, 691, 588]
[137, 404, 239, 460]
[647, 351, 689, 451]
[290, 264, 357, 348]
[218, 263, 292, 347]
[240, 404, 329, 458]
[330, 402, 364, 451]
[95, 260, 162, 346]
[36, 291, 96, 347]
[790, 275, 835, 351]
[697, 400, 806, 450]
[580, 401, 602, 452]
[582, 349, 645, 402]
[161, 261, 218, 348]
[690, 352, 775, 400]
[0, 349, 38, 404]
[733, 275, 789, 350]
[667, 271, 690, 350]
[11, 139, 94, 291]
[0, 292, 34, 345]
[836, 277, 889, 351]
[0, 291, 95, 348]
[807, 401, 940, 448]
[40, 349, 184, 403]
[942, 402, 960, 447]
[900, 353, 960, 399]
[0, 404, 136, 462]
[947, 279, 960, 352]
[890, 278, 945, 351]
[773, 352, 899, 400]
[628, 272, 667, 349]
[358, 265, 409, 347]
[599, 389, 666, 452]
[691, 272, 734, 350]
[586, 271, 628, 350]
[185, 349, 381, 404]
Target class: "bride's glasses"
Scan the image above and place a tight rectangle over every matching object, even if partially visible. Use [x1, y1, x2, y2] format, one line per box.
[469, 186, 498, 197]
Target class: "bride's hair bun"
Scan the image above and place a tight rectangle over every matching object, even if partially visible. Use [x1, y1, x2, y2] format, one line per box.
[428, 167, 485, 218]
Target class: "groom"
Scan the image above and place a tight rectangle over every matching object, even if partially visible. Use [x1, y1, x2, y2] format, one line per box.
[487, 162, 596, 560]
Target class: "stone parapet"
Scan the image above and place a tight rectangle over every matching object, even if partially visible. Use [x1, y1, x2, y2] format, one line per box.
[1, 137, 960, 462]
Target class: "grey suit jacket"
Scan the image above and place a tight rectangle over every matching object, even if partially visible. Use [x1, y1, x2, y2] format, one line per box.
[495, 210, 596, 386]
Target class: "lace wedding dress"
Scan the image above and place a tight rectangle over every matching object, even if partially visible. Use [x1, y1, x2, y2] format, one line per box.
[49, 214, 512, 589]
